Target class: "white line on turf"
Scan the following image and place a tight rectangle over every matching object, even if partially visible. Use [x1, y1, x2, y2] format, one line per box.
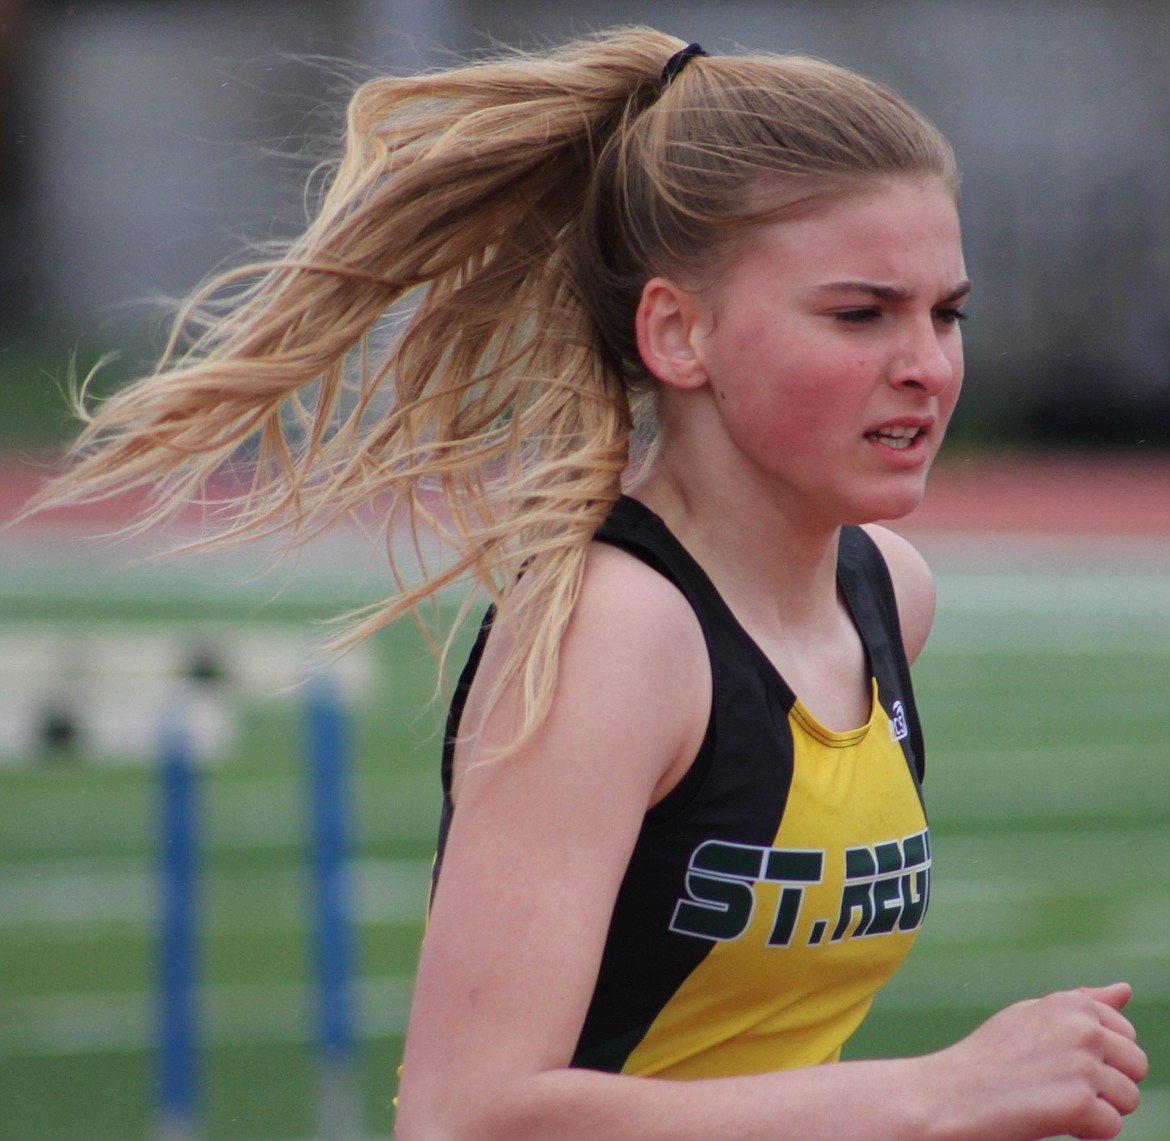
[0, 974, 415, 1055]
[0, 857, 434, 932]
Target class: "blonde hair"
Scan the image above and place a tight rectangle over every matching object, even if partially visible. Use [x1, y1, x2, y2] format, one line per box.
[35, 27, 957, 750]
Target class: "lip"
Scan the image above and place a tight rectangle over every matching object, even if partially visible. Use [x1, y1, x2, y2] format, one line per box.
[864, 418, 935, 465]
[864, 416, 935, 437]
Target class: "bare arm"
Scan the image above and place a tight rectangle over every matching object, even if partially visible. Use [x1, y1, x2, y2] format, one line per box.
[395, 545, 1146, 1141]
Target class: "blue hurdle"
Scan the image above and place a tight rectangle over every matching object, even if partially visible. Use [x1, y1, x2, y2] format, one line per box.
[156, 706, 201, 1141]
[306, 672, 361, 1141]
[0, 625, 375, 1139]
[145, 654, 369, 1141]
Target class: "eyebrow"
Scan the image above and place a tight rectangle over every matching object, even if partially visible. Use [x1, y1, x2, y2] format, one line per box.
[816, 280, 972, 304]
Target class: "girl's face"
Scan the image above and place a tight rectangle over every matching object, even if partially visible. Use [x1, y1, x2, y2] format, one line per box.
[680, 178, 968, 528]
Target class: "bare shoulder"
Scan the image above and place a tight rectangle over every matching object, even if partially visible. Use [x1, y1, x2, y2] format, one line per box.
[461, 538, 711, 803]
[860, 524, 938, 664]
[481, 539, 708, 698]
[577, 539, 706, 657]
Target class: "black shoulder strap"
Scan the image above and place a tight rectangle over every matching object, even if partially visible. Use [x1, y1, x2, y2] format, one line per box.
[839, 526, 927, 783]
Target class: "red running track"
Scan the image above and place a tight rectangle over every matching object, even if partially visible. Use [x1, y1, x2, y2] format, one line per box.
[3, 450, 1168, 536]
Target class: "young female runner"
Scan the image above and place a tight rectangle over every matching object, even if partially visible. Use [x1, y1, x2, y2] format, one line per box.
[40, 27, 1145, 1141]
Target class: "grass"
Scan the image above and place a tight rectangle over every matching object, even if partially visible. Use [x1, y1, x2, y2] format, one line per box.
[0, 543, 1167, 1139]
[0, 332, 150, 451]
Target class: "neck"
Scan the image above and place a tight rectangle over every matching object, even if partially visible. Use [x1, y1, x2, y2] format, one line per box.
[629, 459, 845, 633]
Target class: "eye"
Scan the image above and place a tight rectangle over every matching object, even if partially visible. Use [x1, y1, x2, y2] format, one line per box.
[934, 306, 969, 326]
[834, 308, 880, 325]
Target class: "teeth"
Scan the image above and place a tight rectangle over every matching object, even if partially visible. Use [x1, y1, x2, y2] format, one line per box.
[868, 426, 920, 449]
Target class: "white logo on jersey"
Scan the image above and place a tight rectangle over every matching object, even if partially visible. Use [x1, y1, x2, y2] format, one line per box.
[669, 830, 931, 947]
[888, 700, 909, 742]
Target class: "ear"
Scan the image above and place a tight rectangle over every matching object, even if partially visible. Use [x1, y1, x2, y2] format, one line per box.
[635, 276, 710, 390]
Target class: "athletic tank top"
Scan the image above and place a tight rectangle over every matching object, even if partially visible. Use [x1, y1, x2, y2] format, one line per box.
[435, 495, 928, 1081]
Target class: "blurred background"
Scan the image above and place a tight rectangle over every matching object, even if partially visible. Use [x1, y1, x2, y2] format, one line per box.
[1, 2, 1167, 1140]
[4, 0, 1170, 447]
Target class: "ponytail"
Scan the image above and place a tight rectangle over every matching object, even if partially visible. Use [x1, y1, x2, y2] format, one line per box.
[32, 29, 686, 746]
[33, 26, 955, 753]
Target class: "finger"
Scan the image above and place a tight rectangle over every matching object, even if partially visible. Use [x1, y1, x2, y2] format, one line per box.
[1078, 982, 1133, 1012]
[1072, 1099, 1125, 1141]
[1096, 1001, 1139, 1043]
[1096, 1054, 1144, 1117]
[1103, 1029, 1149, 1085]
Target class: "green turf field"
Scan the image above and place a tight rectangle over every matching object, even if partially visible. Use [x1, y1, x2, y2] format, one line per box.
[1, 532, 1167, 1140]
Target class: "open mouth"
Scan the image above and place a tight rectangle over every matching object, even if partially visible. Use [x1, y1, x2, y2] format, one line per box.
[866, 426, 922, 450]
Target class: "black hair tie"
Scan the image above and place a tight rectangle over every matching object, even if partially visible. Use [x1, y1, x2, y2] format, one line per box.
[659, 42, 708, 90]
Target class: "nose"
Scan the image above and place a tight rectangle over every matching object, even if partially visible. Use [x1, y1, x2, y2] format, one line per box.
[889, 320, 961, 397]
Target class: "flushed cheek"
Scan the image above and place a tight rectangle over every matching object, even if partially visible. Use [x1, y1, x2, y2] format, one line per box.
[744, 356, 866, 429]
[726, 380, 842, 458]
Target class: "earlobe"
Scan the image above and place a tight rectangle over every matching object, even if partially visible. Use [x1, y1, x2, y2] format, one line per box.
[635, 277, 709, 390]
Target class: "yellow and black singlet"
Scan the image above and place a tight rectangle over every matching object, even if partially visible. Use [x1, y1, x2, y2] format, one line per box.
[435, 495, 929, 1080]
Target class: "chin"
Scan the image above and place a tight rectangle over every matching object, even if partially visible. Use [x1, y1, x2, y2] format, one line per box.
[847, 485, 928, 526]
